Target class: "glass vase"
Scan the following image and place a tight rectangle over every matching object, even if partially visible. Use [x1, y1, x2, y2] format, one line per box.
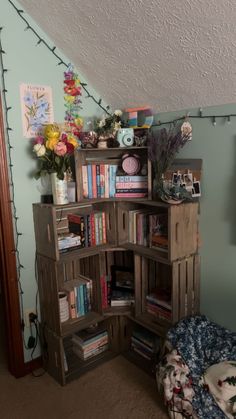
[50, 172, 69, 205]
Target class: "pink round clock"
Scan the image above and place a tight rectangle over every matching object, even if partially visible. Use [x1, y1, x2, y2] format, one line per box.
[122, 155, 141, 175]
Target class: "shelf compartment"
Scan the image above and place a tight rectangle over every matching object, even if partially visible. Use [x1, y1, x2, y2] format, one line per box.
[134, 253, 200, 328]
[43, 317, 120, 385]
[99, 249, 135, 313]
[33, 201, 117, 260]
[75, 146, 151, 202]
[119, 316, 162, 377]
[37, 253, 103, 336]
[117, 201, 199, 262]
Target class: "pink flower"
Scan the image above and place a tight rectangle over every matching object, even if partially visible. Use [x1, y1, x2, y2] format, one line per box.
[34, 135, 44, 145]
[54, 141, 67, 156]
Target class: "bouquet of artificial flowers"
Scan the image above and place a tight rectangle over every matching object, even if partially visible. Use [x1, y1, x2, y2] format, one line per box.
[33, 123, 80, 180]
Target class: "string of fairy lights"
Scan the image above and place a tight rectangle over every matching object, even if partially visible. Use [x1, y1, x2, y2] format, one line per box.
[8, 0, 111, 116]
[2, 0, 236, 348]
[0, 28, 25, 322]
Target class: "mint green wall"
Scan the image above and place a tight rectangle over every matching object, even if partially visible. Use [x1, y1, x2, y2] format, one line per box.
[156, 105, 236, 332]
[2, 2, 236, 366]
[1, 1, 106, 362]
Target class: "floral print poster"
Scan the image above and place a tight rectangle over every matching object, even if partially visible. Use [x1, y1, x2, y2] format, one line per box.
[20, 83, 54, 138]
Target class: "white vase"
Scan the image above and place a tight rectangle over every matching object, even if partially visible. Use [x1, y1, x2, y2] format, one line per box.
[51, 173, 69, 205]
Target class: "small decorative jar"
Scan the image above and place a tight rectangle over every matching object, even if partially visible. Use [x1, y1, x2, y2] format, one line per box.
[58, 292, 69, 323]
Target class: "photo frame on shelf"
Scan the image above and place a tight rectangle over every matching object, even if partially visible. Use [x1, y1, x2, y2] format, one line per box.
[110, 265, 134, 293]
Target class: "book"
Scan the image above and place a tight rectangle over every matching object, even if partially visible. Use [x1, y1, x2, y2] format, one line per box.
[115, 192, 148, 198]
[92, 165, 97, 198]
[82, 165, 88, 198]
[72, 343, 108, 360]
[109, 164, 118, 197]
[72, 334, 108, 352]
[87, 165, 93, 199]
[116, 175, 148, 182]
[67, 289, 76, 319]
[96, 164, 101, 198]
[149, 213, 168, 249]
[72, 326, 107, 345]
[115, 181, 148, 189]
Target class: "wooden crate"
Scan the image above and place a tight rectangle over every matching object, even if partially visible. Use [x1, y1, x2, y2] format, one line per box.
[119, 316, 162, 377]
[37, 253, 105, 336]
[43, 317, 120, 386]
[134, 254, 200, 329]
[75, 147, 151, 202]
[33, 201, 117, 260]
[117, 201, 199, 262]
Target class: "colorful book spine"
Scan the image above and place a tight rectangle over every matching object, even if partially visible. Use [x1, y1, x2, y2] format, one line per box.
[104, 165, 109, 198]
[115, 192, 147, 198]
[115, 181, 148, 189]
[116, 175, 148, 182]
[94, 212, 100, 245]
[109, 164, 118, 197]
[90, 213, 96, 246]
[115, 188, 148, 193]
[68, 289, 76, 319]
[96, 164, 101, 198]
[92, 165, 97, 198]
[100, 164, 105, 198]
[87, 165, 93, 199]
[79, 284, 85, 316]
[102, 211, 106, 244]
[82, 165, 88, 198]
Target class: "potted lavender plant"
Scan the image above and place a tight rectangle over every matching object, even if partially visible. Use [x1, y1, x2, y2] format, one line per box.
[148, 125, 192, 202]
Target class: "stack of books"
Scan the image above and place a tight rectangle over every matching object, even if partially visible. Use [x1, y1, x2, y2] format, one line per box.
[131, 328, 160, 361]
[115, 175, 148, 198]
[58, 233, 82, 252]
[72, 327, 109, 361]
[146, 288, 171, 320]
[110, 290, 134, 307]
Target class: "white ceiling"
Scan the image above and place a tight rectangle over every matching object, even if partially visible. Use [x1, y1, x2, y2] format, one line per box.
[18, 0, 236, 113]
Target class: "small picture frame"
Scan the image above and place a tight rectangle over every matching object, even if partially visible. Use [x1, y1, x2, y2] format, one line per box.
[110, 265, 134, 293]
[183, 172, 193, 187]
[192, 181, 201, 197]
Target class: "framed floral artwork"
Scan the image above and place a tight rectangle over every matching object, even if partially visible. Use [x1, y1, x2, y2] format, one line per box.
[20, 83, 54, 138]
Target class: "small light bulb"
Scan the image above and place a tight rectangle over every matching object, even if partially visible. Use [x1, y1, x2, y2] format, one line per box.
[227, 116, 231, 124]
[213, 117, 216, 126]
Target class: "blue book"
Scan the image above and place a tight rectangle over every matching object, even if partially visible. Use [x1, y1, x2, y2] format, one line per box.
[79, 284, 85, 316]
[109, 165, 118, 197]
[96, 165, 101, 198]
[87, 165, 93, 199]
[83, 284, 88, 313]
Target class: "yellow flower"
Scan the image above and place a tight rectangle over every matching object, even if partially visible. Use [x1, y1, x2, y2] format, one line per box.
[44, 124, 60, 140]
[67, 134, 78, 148]
[46, 137, 59, 150]
[74, 117, 83, 128]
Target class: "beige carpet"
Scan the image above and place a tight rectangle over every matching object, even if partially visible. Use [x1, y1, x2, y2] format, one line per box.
[0, 354, 169, 419]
